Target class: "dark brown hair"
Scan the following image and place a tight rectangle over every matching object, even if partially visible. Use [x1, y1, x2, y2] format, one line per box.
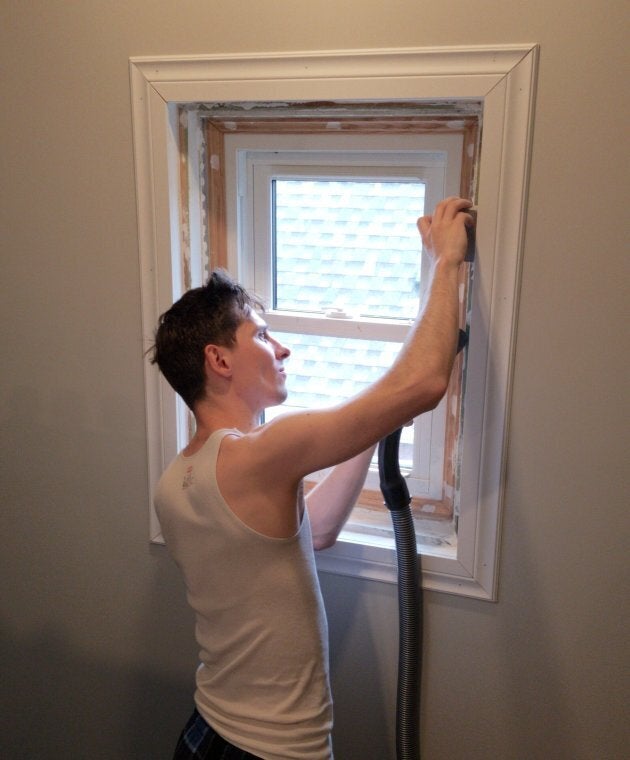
[150, 269, 263, 410]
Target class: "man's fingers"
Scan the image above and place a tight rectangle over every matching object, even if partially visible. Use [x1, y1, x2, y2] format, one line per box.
[417, 197, 473, 251]
[434, 196, 473, 220]
[417, 215, 431, 242]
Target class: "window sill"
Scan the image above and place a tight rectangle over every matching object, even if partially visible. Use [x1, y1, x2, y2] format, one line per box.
[315, 505, 458, 588]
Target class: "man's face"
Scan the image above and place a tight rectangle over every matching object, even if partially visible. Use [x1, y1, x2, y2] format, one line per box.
[230, 310, 291, 411]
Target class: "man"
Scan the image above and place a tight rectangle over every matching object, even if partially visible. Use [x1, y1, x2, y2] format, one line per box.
[152, 197, 474, 759]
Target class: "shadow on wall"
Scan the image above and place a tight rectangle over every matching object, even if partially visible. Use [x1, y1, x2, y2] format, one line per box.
[0, 618, 192, 760]
[0, 384, 197, 759]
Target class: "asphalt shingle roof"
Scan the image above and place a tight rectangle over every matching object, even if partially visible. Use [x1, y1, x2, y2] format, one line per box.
[274, 179, 425, 320]
[270, 179, 425, 412]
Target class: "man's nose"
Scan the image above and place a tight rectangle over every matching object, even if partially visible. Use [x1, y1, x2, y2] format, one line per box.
[275, 341, 290, 359]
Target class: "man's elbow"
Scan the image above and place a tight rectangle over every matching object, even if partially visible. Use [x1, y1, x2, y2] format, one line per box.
[399, 365, 451, 418]
[417, 373, 450, 414]
[429, 376, 450, 409]
[313, 533, 337, 551]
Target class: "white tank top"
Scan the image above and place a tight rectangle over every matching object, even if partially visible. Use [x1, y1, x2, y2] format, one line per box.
[155, 429, 333, 760]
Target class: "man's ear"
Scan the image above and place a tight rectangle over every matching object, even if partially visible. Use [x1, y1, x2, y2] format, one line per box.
[204, 344, 232, 378]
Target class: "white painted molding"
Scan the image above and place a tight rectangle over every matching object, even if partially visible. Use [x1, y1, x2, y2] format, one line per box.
[130, 45, 539, 599]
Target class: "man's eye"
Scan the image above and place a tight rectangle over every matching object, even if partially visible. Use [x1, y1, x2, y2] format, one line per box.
[259, 331, 268, 341]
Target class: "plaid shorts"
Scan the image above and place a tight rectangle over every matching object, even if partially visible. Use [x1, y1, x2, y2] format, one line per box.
[173, 709, 263, 760]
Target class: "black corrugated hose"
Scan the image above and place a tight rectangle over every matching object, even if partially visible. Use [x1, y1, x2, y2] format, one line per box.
[378, 329, 469, 760]
[378, 426, 421, 760]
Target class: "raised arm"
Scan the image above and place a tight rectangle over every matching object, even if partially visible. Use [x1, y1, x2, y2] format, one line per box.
[247, 196, 473, 482]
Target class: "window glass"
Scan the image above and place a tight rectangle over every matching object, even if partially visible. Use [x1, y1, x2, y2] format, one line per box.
[273, 179, 425, 319]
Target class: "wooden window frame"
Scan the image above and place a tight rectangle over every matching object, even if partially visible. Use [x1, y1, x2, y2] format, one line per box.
[196, 107, 478, 527]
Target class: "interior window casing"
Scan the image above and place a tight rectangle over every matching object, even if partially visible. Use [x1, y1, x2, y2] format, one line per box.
[129, 46, 539, 599]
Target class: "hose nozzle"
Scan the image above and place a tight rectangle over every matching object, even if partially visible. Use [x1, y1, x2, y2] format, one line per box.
[378, 428, 411, 512]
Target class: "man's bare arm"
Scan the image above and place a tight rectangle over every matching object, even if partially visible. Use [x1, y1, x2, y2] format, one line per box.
[306, 445, 377, 550]
[245, 197, 473, 489]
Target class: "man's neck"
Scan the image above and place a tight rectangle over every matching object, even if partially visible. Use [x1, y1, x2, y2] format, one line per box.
[183, 400, 260, 456]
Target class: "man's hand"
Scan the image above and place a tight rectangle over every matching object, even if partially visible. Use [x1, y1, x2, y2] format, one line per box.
[417, 196, 474, 268]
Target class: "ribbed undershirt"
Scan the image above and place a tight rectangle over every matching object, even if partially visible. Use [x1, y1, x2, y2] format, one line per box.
[155, 429, 333, 760]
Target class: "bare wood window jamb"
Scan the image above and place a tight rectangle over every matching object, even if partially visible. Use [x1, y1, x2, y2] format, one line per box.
[199, 107, 479, 522]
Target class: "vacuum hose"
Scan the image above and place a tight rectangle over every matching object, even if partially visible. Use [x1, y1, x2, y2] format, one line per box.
[378, 427, 421, 760]
[379, 331, 469, 760]
[380, 209, 475, 759]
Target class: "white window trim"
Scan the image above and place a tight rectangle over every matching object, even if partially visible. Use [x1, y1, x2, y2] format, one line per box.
[130, 45, 539, 601]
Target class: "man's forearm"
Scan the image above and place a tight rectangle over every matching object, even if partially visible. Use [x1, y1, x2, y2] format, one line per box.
[397, 257, 462, 395]
[306, 445, 377, 550]
[377, 199, 471, 425]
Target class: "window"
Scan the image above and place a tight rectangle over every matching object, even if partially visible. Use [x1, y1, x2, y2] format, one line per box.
[265, 175, 429, 498]
[130, 46, 538, 599]
[226, 132, 466, 517]
[206, 121, 474, 564]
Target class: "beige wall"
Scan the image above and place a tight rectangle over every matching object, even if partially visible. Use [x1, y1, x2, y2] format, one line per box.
[1, 2, 627, 758]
